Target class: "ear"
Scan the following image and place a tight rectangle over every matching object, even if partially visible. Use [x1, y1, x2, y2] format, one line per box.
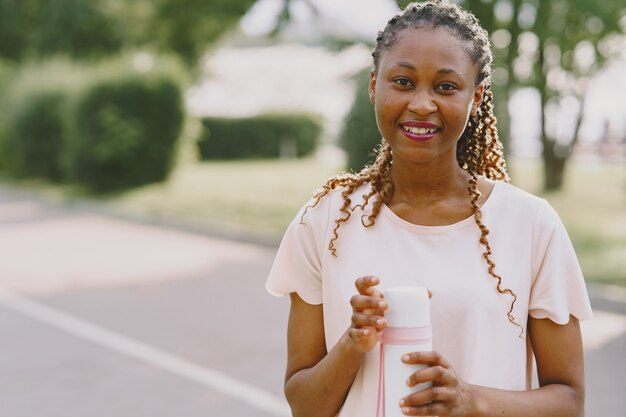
[471, 83, 484, 115]
[368, 71, 376, 104]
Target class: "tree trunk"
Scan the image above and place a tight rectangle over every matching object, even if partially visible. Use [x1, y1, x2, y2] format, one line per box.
[536, 36, 567, 192]
[541, 140, 568, 191]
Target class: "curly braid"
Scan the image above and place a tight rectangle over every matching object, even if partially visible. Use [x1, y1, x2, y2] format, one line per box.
[302, 0, 521, 332]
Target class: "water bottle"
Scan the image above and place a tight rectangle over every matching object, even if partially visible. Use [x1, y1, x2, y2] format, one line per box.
[381, 286, 432, 417]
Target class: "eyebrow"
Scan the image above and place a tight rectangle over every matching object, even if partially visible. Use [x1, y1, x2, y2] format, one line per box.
[393, 62, 465, 78]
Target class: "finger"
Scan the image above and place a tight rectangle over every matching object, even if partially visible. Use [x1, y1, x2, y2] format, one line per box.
[350, 294, 387, 312]
[402, 351, 451, 368]
[401, 401, 446, 416]
[406, 365, 457, 388]
[351, 312, 386, 330]
[354, 276, 383, 297]
[348, 327, 375, 342]
[401, 386, 454, 409]
[427, 289, 433, 299]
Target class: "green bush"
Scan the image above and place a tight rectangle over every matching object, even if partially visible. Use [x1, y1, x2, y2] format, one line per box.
[339, 69, 381, 172]
[0, 0, 122, 62]
[198, 114, 322, 160]
[0, 55, 187, 191]
[66, 72, 184, 192]
[0, 59, 78, 180]
[0, 90, 67, 180]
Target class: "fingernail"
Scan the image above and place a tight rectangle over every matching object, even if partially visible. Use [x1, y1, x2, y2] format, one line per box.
[378, 301, 386, 308]
[402, 354, 410, 361]
[376, 319, 384, 326]
[402, 407, 411, 414]
[399, 399, 405, 406]
[406, 378, 412, 386]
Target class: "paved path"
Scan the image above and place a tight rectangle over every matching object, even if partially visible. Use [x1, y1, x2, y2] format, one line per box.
[0, 186, 624, 416]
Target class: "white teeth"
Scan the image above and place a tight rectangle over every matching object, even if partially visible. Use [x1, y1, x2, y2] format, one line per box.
[404, 126, 438, 135]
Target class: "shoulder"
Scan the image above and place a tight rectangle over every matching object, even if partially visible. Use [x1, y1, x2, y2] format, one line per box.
[298, 181, 374, 223]
[488, 180, 566, 238]
[489, 180, 551, 217]
[491, 180, 543, 206]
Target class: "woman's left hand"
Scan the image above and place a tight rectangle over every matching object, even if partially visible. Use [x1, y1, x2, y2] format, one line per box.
[399, 351, 478, 416]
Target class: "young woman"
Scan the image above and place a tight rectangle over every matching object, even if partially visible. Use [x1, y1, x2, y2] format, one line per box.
[266, 1, 592, 416]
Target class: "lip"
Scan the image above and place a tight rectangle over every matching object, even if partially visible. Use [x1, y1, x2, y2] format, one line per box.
[399, 121, 441, 142]
[401, 121, 440, 129]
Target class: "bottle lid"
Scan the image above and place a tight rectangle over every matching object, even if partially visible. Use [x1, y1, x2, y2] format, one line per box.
[385, 286, 431, 328]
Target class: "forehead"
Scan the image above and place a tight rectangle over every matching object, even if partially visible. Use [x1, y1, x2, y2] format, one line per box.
[379, 26, 477, 77]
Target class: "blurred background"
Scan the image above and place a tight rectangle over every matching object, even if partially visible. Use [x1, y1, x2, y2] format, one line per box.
[0, 0, 624, 416]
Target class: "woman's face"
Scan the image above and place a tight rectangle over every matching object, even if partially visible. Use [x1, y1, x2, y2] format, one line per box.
[369, 26, 483, 167]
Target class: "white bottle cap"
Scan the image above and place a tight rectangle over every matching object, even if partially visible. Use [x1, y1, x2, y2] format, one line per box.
[385, 286, 430, 328]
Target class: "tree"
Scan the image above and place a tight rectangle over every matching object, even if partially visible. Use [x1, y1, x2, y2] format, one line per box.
[528, 0, 624, 190]
[148, 0, 257, 66]
[0, 0, 257, 67]
[339, 69, 379, 172]
[397, 1, 625, 190]
[0, 0, 122, 61]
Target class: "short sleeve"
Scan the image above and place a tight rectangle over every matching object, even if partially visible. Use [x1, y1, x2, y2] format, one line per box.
[529, 199, 593, 324]
[265, 200, 330, 305]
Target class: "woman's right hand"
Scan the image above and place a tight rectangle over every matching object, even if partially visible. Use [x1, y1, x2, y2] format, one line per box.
[348, 276, 387, 353]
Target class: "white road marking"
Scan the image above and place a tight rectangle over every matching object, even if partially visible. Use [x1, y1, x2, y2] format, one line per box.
[0, 287, 290, 417]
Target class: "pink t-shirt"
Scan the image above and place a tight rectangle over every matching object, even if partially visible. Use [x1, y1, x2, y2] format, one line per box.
[266, 180, 593, 417]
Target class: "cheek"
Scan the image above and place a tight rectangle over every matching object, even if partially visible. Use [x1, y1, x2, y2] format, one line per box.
[451, 99, 474, 123]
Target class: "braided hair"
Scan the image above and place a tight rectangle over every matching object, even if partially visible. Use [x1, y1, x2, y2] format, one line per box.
[302, 0, 520, 333]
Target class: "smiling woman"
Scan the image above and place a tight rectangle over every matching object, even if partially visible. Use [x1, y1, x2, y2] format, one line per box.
[265, 2, 593, 417]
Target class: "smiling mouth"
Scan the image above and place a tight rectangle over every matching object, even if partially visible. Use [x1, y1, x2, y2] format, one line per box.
[401, 125, 439, 135]
[400, 124, 440, 141]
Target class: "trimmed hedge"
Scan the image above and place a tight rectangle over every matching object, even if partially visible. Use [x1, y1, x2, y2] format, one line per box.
[0, 59, 78, 179]
[0, 90, 67, 180]
[66, 73, 183, 192]
[339, 69, 382, 172]
[197, 114, 322, 160]
[0, 55, 187, 192]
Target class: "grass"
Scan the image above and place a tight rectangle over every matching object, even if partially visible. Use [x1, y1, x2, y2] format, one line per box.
[107, 158, 342, 236]
[509, 158, 626, 287]
[2, 156, 624, 286]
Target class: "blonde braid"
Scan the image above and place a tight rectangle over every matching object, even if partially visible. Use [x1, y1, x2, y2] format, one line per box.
[300, 141, 394, 256]
[468, 173, 523, 334]
[479, 90, 509, 181]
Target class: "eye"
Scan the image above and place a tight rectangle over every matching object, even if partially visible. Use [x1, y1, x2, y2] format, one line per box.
[436, 82, 458, 92]
[393, 77, 413, 88]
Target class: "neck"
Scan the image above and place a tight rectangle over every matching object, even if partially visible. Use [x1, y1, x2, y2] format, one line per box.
[389, 159, 471, 204]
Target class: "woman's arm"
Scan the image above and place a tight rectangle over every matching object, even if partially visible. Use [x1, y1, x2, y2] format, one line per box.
[400, 315, 585, 416]
[474, 315, 585, 417]
[284, 277, 387, 417]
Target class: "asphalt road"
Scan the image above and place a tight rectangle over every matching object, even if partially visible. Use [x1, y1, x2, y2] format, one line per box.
[0, 186, 624, 417]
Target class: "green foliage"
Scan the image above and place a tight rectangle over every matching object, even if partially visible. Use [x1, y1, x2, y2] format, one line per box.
[0, 59, 83, 179]
[198, 114, 322, 160]
[0, 59, 15, 102]
[34, 0, 122, 59]
[0, 0, 256, 67]
[0, 91, 67, 180]
[0, 55, 186, 192]
[0, 0, 29, 61]
[0, 0, 122, 61]
[67, 71, 184, 192]
[339, 69, 381, 172]
[148, 0, 257, 65]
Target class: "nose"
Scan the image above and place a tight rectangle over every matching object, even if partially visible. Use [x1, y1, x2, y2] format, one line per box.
[407, 88, 437, 115]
